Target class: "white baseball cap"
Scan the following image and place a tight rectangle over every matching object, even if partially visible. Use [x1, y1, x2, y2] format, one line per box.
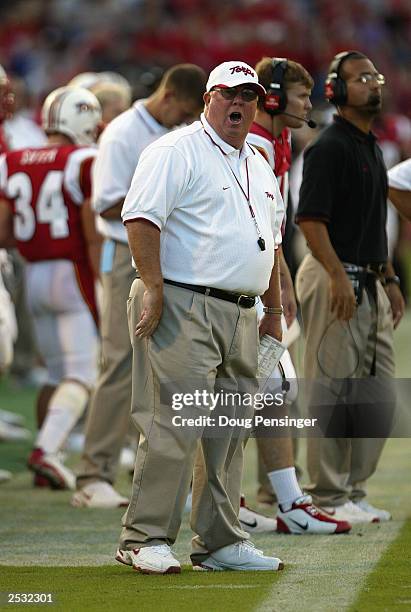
[206, 61, 266, 96]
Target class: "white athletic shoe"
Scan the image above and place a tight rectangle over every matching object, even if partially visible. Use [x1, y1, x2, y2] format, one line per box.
[0, 409, 25, 426]
[27, 448, 75, 490]
[0, 419, 31, 441]
[65, 432, 85, 453]
[239, 496, 277, 533]
[277, 495, 351, 534]
[323, 500, 380, 524]
[115, 545, 181, 574]
[0, 469, 12, 483]
[119, 446, 136, 470]
[354, 500, 391, 521]
[71, 481, 129, 508]
[193, 540, 283, 571]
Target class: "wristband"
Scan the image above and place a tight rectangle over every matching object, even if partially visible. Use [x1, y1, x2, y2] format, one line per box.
[263, 306, 283, 315]
[384, 275, 400, 287]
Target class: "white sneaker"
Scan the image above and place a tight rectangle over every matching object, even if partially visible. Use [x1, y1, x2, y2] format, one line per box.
[0, 419, 31, 441]
[119, 446, 136, 470]
[71, 481, 129, 508]
[65, 432, 85, 453]
[0, 409, 25, 426]
[323, 501, 379, 524]
[239, 496, 277, 534]
[193, 541, 283, 571]
[28, 448, 75, 490]
[0, 469, 12, 483]
[115, 545, 181, 574]
[277, 495, 351, 534]
[354, 500, 391, 521]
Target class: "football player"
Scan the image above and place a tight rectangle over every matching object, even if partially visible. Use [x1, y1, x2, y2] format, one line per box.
[0, 86, 102, 489]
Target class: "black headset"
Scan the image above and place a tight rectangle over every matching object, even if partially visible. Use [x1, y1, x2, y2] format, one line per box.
[324, 50, 360, 106]
[263, 58, 288, 115]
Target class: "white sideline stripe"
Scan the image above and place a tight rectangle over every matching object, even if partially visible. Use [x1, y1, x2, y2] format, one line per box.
[144, 585, 262, 590]
[256, 520, 405, 612]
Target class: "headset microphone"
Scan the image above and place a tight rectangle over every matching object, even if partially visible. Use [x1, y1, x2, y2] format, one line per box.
[281, 112, 317, 128]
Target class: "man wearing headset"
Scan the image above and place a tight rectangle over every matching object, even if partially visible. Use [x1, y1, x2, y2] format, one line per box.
[242, 57, 351, 535]
[295, 51, 404, 524]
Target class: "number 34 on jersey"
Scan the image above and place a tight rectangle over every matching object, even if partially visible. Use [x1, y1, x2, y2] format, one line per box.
[0, 145, 95, 263]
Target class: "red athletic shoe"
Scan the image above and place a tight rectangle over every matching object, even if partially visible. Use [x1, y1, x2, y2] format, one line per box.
[27, 448, 75, 490]
[277, 495, 351, 534]
[33, 473, 50, 488]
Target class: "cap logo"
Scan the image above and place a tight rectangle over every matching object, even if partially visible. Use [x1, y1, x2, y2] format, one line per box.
[229, 65, 255, 78]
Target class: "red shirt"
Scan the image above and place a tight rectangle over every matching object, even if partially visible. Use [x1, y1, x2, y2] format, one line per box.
[248, 122, 291, 201]
[248, 123, 291, 235]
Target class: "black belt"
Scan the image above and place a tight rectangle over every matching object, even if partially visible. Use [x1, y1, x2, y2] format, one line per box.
[163, 279, 256, 308]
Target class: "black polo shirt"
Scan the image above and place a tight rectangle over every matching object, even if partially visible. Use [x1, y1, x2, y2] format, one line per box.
[295, 115, 388, 264]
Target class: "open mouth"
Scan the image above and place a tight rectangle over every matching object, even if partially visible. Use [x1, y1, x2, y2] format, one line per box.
[229, 112, 242, 124]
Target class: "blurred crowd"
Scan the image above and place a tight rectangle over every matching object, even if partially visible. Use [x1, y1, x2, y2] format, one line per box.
[0, 0, 410, 574]
[1, 0, 411, 111]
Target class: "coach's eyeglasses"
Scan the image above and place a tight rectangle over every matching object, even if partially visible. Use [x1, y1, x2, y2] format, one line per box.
[355, 73, 385, 86]
[211, 87, 259, 102]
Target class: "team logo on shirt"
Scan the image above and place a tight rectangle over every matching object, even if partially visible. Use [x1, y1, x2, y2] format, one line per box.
[265, 191, 275, 201]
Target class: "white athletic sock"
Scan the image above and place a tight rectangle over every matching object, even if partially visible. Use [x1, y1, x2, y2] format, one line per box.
[268, 466, 303, 510]
[36, 408, 77, 454]
[36, 382, 88, 455]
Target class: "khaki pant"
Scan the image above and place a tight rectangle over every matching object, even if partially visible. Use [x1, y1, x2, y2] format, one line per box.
[296, 254, 395, 507]
[6, 249, 38, 377]
[119, 280, 259, 563]
[77, 241, 135, 487]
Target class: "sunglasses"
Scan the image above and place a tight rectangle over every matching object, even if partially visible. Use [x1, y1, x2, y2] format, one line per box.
[211, 87, 259, 102]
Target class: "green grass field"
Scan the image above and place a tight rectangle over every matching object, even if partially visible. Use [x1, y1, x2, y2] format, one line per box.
[0, 567, 281, 611]
[1, 313, 410, 611]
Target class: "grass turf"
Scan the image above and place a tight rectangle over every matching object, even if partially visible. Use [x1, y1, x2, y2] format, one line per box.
[1, 312, 411, 610]
[351, 518, 411, 612]
[0, 565, 281, 612]
[0, 381, 36, 473]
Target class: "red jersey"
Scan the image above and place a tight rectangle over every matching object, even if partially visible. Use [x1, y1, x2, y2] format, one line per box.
[248, 123, 291, 238]
[247, 123, 291, 204]
[0, 144, 95, 263]
[0, 144, 99, 325]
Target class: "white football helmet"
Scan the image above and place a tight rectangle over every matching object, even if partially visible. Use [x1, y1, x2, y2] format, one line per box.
[41, 86, 102, 145]
[67, 72, 101, 90]
[68, 71, 131, 96]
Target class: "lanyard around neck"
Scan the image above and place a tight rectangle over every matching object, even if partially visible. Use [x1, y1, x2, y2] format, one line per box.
[203, 126, 266, 251]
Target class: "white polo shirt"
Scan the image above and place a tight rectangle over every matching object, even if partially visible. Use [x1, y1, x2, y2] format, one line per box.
[93, 100, 168, 243]
[388, 158, 411, 190]
[122, 114, 284, 296]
